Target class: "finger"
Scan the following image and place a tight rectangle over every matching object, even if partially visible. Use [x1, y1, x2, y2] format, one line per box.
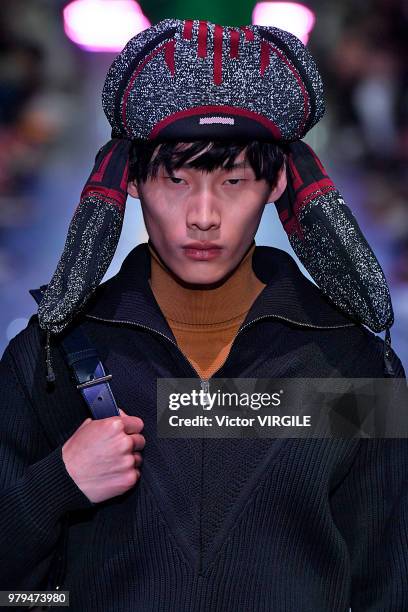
[122, 415, 144, 434]
[133, 452, 143, 467]
[128, 432, 146, 451]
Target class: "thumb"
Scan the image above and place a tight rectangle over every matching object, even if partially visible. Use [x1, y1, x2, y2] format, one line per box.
[78, 416, 92, 429]
[119, 408, 144, 430]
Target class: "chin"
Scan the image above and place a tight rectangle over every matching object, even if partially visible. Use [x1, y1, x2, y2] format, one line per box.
[176, 266, 228, 287]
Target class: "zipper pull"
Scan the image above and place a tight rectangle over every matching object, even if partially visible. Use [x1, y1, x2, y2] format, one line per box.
[383, 326, 395, 376]
[200, 379, 211, 410]
[45, 330, 56, 384]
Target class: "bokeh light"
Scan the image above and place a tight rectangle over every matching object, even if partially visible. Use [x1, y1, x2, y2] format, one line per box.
[63, 0, 150, 52]
[252, 2, 316, 44]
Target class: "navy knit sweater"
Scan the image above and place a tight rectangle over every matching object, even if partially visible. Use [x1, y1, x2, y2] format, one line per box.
[1, 243, 407, 612]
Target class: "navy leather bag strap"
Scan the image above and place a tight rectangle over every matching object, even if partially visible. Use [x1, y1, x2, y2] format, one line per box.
[29, 285, 120, 419]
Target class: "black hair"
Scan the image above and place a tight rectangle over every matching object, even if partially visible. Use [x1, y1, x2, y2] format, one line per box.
[128, 140, 287, 190]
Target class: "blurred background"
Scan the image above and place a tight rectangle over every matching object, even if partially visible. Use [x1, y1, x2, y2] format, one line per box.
[0, 0, 407, 370]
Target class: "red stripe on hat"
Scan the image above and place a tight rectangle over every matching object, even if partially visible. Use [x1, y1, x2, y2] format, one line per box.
[121, 43, 167, 133]
[120, 159, 130, 192]
[288, 156, 303, 191]
[183, 19, 193, 39]
[213, 24, 223, 85]
[294, 179, 336, 217]
[269, 44, 310, 137]
[281, 215, 304, 240]
[81, 186, 127, 213]
[229, 29, 240, 59]
[91, 142, 118, 182]
[279, 209, 290, 222]
[260, 40, 270, 76]
[304, 142, 328, 175]
[240, 26, 254, 41]
[165, 39, 175, 76]
[198, 20, 208, 58]
[149, 105, 282, 140]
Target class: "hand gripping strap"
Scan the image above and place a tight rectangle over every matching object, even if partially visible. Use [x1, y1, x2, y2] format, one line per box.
[30, 286, 120, 419]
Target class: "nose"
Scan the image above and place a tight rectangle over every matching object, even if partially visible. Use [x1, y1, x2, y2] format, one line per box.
[186, 188, 221, 232]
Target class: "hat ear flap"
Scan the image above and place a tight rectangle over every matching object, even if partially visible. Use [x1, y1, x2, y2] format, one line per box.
[275, 141, 394, 332]
[38, 139, 131, 335]
[37, 198, 125, 335]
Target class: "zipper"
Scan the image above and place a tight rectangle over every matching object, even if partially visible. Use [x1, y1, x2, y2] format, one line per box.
[85, 312, 355, 392]
[85, 311, 354, 575]
[86, 314, 204, 377]
[200, 379, 211, 409]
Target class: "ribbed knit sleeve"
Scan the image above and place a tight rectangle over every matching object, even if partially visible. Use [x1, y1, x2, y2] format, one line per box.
[0, 344, 94, 590]
[330, 348, 408, 611]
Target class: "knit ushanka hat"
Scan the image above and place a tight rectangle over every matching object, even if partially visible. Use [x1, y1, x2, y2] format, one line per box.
[37, 18, 393, 344]
[102, 18, 324, 141]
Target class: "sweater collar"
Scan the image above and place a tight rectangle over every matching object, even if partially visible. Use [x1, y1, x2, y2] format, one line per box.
[148, 240, 266, 326]
[84, 241, 356, 338]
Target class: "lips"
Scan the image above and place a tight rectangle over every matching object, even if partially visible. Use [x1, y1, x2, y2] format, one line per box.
[182, 244, 223, 260]
[183, 242, 222, 250]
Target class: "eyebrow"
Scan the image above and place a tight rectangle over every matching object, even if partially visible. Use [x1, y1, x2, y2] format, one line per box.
[177, 161, 248, 170]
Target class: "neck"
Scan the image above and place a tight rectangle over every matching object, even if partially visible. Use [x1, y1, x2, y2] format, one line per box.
[147, 240, 265, 326]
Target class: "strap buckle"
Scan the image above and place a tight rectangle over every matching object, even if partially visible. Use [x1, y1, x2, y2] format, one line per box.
[76, 374, 113, 390]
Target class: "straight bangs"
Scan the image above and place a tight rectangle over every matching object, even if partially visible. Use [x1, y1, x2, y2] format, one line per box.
[129, 140, 286, 188]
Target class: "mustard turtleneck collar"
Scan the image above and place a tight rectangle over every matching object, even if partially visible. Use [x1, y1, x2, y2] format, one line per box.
[148, 240, 266, 326]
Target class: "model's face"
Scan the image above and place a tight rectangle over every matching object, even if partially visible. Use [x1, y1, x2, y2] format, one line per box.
[128, 146, 287, 287]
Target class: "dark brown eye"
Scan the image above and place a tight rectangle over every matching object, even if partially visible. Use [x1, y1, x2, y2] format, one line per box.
[166, 176, 184, 184]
